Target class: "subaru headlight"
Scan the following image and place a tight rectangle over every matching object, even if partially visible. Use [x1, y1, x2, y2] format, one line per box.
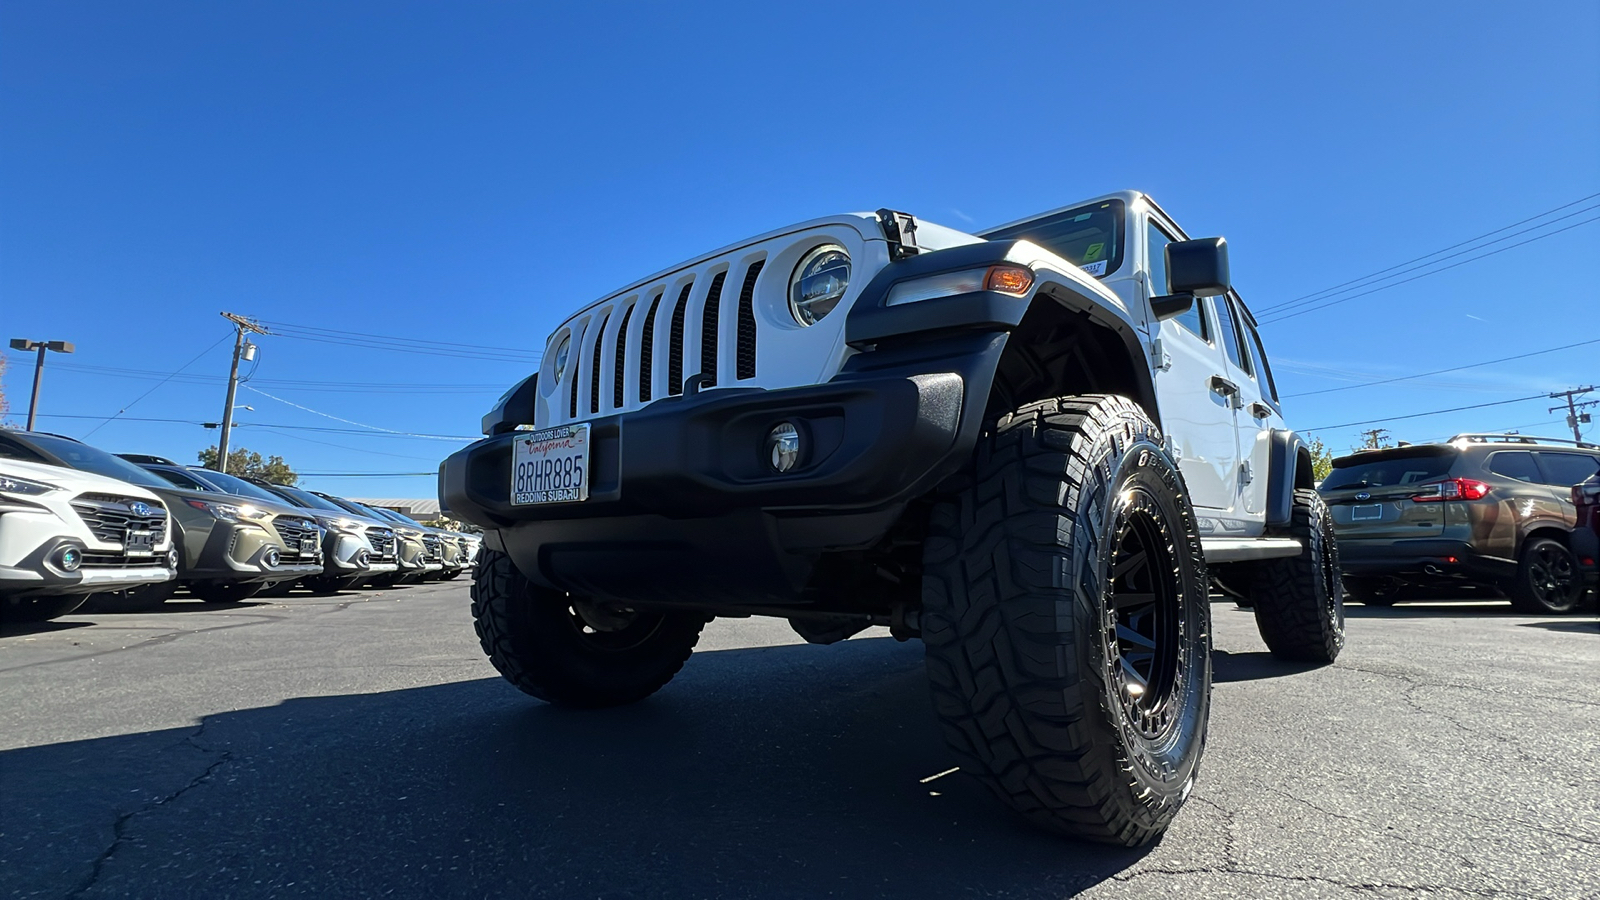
[789, 244, 851, 326]
[186, 499, 269, 523]
[0, 474, 59, 496]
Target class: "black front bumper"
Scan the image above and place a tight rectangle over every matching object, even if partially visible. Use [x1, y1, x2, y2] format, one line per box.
[440, 333, 1005, 605]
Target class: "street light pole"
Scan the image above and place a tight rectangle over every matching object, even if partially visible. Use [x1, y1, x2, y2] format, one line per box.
[215, 313, 268, 474]
[7, 339, 75, 431]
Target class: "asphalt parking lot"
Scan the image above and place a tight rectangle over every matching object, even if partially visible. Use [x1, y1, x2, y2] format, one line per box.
[1, 583, 1595, 900]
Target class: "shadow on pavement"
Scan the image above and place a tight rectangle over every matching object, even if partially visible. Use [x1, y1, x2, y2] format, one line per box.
[1211, 649, 1324, 683]
[0, 619, 94, 639]
[1343, 601, 1521, 617]
[1517, 619, 1599, 634]
[0, 637, 1151, 899]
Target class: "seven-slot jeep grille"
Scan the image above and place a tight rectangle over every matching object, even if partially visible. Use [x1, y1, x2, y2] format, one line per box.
[70, 494, 168, 547]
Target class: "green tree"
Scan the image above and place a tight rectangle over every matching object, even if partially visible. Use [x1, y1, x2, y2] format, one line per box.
[1307, 437, 1334, 484]
[197, 446, 299, 485]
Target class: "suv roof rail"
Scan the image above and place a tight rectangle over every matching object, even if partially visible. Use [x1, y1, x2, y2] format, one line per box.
[1448, 433, 1600, 450]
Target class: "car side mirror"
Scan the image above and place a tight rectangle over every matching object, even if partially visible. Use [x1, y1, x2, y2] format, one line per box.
[1166, 237, 1230, 297]
[1150, 293, 1195, 320]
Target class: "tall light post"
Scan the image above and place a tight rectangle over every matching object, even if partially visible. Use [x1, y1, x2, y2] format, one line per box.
[8, 339, 75, 431]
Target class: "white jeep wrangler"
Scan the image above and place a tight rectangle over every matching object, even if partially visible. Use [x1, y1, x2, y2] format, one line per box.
[440, 191, 1343, 846]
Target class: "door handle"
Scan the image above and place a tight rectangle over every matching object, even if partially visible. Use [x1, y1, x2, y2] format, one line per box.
[1209, 375, 1239, 396]
[1250, 402, 1274, 420]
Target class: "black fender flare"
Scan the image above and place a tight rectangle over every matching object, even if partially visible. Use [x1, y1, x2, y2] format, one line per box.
[1266, 429, 1316, 532]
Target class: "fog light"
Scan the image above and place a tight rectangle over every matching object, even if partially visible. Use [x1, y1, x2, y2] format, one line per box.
[766, 422, 801, 473]
[56, 546, 82, 572]
[265, 549, 281, 567]
[356, 550, 371, 567]
[167, 548, 180, 569]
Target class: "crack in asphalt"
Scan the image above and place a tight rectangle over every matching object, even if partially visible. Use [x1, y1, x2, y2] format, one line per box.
[1110, 864, 1548, 898]
[1337, 661, 1600, 709]
[67, 718, 232, 899]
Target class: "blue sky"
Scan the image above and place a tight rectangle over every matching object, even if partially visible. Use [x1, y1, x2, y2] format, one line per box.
[3, 1, 1597, 498]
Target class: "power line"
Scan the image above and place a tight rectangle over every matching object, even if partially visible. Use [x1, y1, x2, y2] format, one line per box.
[251, 426, 449, 462]
[31, 412, 477, 441]
[1260, 214, 1600, 325]
[80, 332, 234, 439]
[296, 471, 436, 477]
[1257, 192, 1600, 314]
[258, 320, 542, 357]
[1, 357, 506, 393]
[261, 321, 543, 364]
[1302, 394, 1546, 432]
[1283, 337, 1600, 398]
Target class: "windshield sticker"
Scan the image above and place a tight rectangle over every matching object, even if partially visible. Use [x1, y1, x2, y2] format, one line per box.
[1080, 260, 1108, 276]
[1083, 242, 1105, 262]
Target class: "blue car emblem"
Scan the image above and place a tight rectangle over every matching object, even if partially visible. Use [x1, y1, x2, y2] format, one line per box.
[1355, 492, 1370, 501]
[130, 502, 154, 517]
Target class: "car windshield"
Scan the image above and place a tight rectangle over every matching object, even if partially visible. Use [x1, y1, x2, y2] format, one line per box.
[267, 484, 350, 514]
[149, 466, 222, 492]
[980, 199, 1126, 279]
[190, 469, 289, 504]
[1322, 448, 1458, 490]
[24, 434, 173, 489]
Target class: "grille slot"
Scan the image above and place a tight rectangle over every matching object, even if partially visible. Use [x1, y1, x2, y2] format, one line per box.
[613, 304, 633, 409]
[699, 271, 727, 388]
[568, 326, 580, 420]
[736, 260, 763, 380]
[589, 312, 610, 414]
[70, 494, 168, 547]
[667, 282, 691, 396]
[421, 534, 443, 562]
[639, 292, 662, 403]
[81, 553, 164, 569]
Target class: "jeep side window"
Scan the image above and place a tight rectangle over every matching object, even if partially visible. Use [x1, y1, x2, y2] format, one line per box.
[1149, 221, 1208, 340]
[1487, 451, 1540, 482]
[1533, 451, 1600, 487]
[1211, 296, 1247, 370]
[1246, 321, 1279, 403]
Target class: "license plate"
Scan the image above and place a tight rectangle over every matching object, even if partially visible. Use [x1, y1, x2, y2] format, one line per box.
[1351, 504, 1384, 522]
[511, 424, 590, 505]
[125, 528, 155, 557]
[299, 537, 319, 556]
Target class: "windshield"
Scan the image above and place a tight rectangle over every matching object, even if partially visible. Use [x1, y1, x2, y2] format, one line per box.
[980, 199, 1126, 279]
[1322, 448, 1458, 490]
[24, 434, 173, 490]
[149, 466, 222, 492]
[266, 484, 350, 514]
[189, 469, 288, 504]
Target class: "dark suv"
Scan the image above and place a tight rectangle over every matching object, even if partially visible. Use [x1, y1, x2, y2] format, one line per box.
[1320, 434, 1600, 613]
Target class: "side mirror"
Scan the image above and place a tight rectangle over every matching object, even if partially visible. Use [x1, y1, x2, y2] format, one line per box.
[1166, 237, 1230, 297]
[1150, 293, 1195, 320]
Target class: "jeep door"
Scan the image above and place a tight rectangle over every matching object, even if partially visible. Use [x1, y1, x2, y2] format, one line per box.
[1211, 292, 1275, 522]
[1146, 214, 1241, 518]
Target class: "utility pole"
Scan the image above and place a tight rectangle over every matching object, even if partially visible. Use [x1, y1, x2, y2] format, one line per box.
[7, 339, 75, 431]
[1548, 386, 1596, 442]
[216, 313, 268, 474]
[1359, 428, 1390, 449]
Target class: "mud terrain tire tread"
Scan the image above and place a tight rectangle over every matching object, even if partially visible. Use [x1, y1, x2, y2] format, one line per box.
[472, 549, 708, 708]
[922, 394, 1211, 847]
[1248, 489, 1345, 662]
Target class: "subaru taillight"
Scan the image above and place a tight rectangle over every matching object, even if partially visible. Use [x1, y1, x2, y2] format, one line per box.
[1412, 478, 1491, 502]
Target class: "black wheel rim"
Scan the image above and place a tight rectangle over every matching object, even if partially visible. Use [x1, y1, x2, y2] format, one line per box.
[564, 599, 666, 652]
[1107, 495, 1183, 740]
[1529, 544, 1578, 606]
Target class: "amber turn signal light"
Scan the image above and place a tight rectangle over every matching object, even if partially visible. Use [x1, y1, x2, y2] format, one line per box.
[984, 265, 1033, 295]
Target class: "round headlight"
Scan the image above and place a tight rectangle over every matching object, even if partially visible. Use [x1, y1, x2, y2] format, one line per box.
[789, 244, 851, 326]
[551, 334, 572, 385]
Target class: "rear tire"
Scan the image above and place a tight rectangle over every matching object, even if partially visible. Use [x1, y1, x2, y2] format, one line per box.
[86, 581, 177, 613]
[471, 549, 709, 708]
[1507, 538, 1584, 614]
[191, 581, 264, 604]
[922, 395, 1211, 846]
[1247, 489, 1345, 662]
[1, 594, 89, 624]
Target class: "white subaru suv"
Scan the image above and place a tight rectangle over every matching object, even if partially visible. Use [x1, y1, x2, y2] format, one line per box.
[0, 457, 177, 623]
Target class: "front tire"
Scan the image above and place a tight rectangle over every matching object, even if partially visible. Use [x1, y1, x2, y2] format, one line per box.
[922, 395, 1211, 846]
[1507, 537, 1584, 614]
[1247, 489, 1345, 662]
[471, 549, 709, 708]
